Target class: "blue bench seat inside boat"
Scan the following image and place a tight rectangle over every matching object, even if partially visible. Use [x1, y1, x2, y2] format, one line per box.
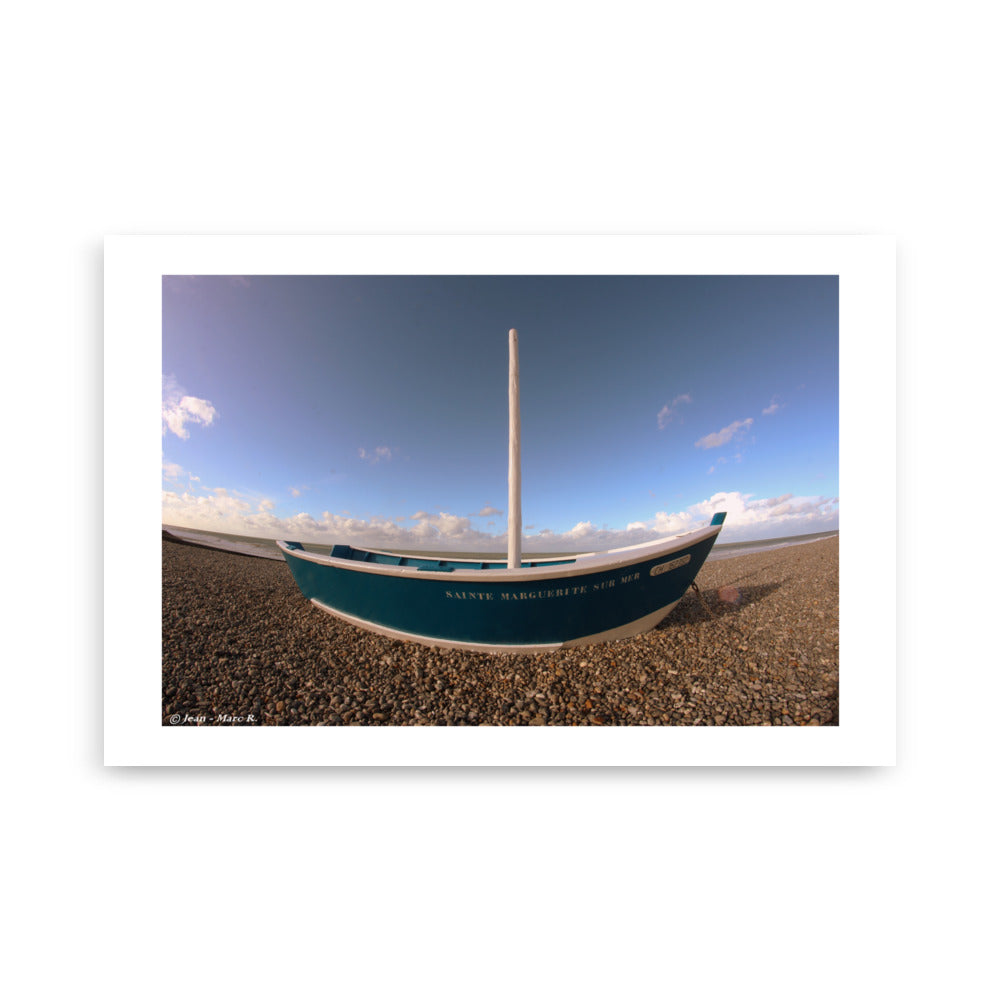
[328, 543, 575, 571]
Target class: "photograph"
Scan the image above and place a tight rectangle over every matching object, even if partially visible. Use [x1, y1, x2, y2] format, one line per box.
[18, 3, 986, 992]
[160, 272, 840, 729]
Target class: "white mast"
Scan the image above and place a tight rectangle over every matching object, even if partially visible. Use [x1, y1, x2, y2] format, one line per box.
[507, 328, 522, 569]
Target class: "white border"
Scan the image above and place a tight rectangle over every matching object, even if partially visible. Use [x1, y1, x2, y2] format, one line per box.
[105, 235, 895, 766]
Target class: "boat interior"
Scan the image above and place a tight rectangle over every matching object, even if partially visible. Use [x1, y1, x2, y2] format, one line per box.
[277, 540, 577, 572]
[331, 544, 576, 571]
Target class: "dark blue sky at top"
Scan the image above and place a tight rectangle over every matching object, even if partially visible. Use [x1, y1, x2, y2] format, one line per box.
[162, 274, 837, 537]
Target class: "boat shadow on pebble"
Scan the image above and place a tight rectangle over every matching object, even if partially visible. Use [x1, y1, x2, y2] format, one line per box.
[656, 579, 786, 629]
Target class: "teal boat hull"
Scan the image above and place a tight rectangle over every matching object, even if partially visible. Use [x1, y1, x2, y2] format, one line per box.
[278, 515, 725, 652]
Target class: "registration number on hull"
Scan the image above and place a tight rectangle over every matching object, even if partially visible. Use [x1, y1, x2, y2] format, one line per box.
[650, 554, 691, 577]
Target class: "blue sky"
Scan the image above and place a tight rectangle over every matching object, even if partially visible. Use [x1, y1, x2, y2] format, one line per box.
[162, 274, 838, 550]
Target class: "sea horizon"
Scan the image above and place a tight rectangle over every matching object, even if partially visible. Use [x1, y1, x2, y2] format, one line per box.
[163, 523, 839, 563]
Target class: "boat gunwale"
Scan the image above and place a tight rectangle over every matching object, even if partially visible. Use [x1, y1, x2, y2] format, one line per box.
[276, 523, 723, 583]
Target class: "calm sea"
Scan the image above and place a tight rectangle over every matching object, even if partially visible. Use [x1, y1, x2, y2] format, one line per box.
[163, 524, 838, 563]
[705, 530, 838, 561]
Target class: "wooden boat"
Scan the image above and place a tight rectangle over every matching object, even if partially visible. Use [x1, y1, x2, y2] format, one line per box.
[278, 330, 726, 652]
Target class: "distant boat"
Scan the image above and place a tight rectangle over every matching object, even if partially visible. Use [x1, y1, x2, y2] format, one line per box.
[278, 330, 726, 652]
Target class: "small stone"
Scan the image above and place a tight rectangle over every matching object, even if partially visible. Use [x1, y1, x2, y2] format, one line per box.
[161, 529, 838, 731]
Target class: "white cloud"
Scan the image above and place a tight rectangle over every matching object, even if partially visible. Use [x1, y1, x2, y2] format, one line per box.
[695, 417, 753, 449]
[163, 489, 510, 552]
[683, 490, 838, 541]
[162, 460, 184, 481]
[520, 510, 695, 553]
[657, 393, 692, 429]
[162, 487, 253, 526]
[762, 396, 781, 415]
[163, 486, 837, 551]
[519, 492, 837, 549]
[472, 504, 503, 517]
[162, 377, 217, 439]
[359, 445, 395, 463]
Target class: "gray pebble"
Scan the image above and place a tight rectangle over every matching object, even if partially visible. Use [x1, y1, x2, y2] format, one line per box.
[162, 536, 839, 727]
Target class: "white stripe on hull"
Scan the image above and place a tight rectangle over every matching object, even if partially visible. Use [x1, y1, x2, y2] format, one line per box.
[309, 597, 682, 654]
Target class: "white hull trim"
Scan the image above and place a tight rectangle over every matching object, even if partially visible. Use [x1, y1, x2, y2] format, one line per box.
[309, 597, 682, 654]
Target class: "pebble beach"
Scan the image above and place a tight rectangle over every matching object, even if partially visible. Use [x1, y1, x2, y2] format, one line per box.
[162, 534, 839, 726]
